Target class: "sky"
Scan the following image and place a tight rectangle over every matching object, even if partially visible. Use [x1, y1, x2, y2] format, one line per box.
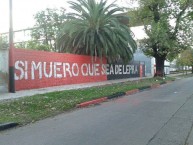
[0, 0, 68, 33]
[0, 0, 139, 33]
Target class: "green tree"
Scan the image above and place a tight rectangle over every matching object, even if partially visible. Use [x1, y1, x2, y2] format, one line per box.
[187, 11, 193, 19]
[57, 0, 137, 62]
[31, 8, 66, 51]
[176, 49, 193, 74]
[132, 0, 193, 76]
[127, 10, 144, 27]
[15, 40, 50, 51]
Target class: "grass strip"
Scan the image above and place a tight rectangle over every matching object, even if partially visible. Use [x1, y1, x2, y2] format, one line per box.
[0, 77, 175, 125]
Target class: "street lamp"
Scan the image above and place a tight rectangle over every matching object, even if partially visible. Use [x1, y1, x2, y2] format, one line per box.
[9, 0, 15, 93]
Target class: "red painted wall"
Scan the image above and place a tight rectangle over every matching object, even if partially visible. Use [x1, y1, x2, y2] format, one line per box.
[14, 49, 107, 91]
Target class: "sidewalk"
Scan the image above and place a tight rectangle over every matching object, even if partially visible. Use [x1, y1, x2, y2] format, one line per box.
[0, 76, 152, 101]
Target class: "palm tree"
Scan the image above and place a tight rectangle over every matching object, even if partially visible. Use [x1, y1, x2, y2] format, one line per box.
[57, 0, 137, 62]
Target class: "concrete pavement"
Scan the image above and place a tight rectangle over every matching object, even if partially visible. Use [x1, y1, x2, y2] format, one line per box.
[0, 77, 193, 145]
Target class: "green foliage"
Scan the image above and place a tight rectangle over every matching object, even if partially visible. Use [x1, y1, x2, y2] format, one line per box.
[133, 0, 193, 76]
[127, 10, 145, 27]
[0, 36, 8, 49]
[176, 49, 193, 67]
[31, 8, 66, 51]
[15, 41, 50, 51]
[57, 0, 137, 62]
[138, 0, 193, 59]
[186, 11, 193, 19]
[126, 3, 153, 27]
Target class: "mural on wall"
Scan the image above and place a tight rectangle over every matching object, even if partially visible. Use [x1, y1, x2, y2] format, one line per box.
[14, 62, 141, 80]
[15, 61, 106, 80]
[14, 49, 145, 91]
[107, 62, 144, 80]
[14, 49, 107, 90]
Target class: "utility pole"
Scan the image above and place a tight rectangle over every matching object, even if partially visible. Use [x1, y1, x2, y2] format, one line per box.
[9, 0, 15, 93]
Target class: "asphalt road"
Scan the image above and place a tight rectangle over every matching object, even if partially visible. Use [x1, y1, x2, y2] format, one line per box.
[1, 77, 193, 145]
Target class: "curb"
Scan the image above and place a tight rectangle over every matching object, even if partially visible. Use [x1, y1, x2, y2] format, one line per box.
[138, 85, 151, 91]
[0, 122, 19, 131]
[151, 84, 161, 89]
[107, 92, 126, 99]
[126, 89, 139, 95]
[160, 81, 167, 85]
[77, 97, 107, 108]
[77, 81, 173, 108]
[166, 80, 173, 83]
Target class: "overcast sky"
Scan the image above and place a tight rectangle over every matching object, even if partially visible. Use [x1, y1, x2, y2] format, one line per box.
[0, 0, 138, 33]
[0, 0, 68, 33]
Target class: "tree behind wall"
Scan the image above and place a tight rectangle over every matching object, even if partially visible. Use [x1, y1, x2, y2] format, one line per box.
[131, 0, 193, 76]
[57, 0, 137, 62]
[31, 8, 66, 52]
[15, 40, 50, 51]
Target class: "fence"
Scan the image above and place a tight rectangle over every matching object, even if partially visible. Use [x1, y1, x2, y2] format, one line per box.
[0, 49, 8, 73]
[0, 49, 8, 86]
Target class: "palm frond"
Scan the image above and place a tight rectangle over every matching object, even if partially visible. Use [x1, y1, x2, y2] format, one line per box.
[57, 0, 137, 62]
